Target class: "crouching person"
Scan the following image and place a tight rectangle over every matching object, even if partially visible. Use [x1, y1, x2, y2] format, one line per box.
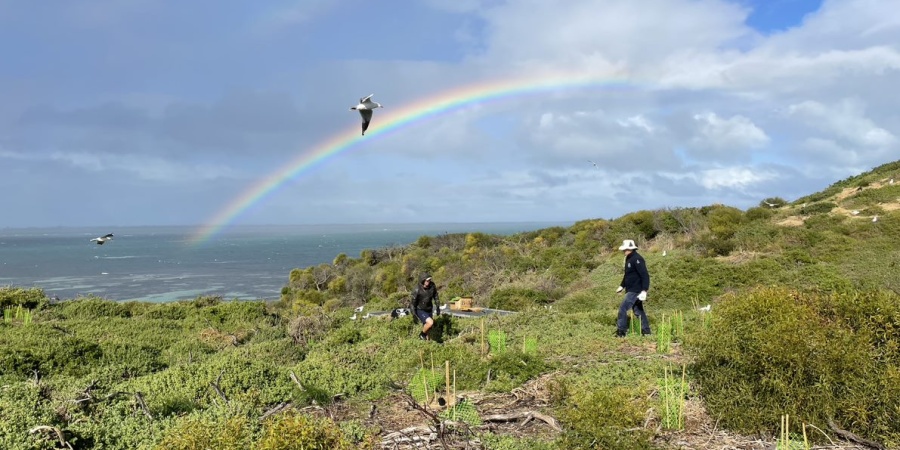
[411, 274, 440, 340]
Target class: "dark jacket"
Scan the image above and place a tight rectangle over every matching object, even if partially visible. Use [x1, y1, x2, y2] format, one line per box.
[620, 251, 650, 293]
[411, 274, 439, 312]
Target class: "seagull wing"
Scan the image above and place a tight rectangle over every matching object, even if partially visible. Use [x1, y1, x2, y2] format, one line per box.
[103, 233, 114, 239]
[359, 109, 373, 135]
[360, 94, 374, 103]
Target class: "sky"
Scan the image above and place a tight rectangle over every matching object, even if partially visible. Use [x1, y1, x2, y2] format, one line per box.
[2, 0, 898, 230]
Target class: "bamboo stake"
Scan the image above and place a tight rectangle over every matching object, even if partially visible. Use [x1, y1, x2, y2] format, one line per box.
[481, 318, 486, 356]
[781, 415, 785, 447]
[803, 422, 809, 449]
[664, 367, 670, 426]
[422, 372, 430, 407]
[453, 368, 457, 401]
[445, 360, 451, 404]
[680, 364, 687, 429]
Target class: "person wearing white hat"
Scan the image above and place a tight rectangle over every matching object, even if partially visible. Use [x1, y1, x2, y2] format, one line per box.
[614, 239, 651, 337]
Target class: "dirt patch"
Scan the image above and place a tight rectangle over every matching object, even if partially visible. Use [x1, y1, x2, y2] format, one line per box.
[777, 216, 806, 227]
[716, 251, 764, 265]
[651, 399, 874, 450]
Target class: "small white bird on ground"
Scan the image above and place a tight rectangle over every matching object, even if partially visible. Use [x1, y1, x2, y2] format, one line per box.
[873, 216, 878, 222]
[350, 313, 358, 321]
[354, 305, 364, 313]
[764, 201, 776, 207]
[350, 94, 383, 136]
[890, 178, 894, 185]
[439, 303, 448, 311]
[698, 304, 711, 312]
[363, 313, 372, 319]
[851, 210, 860, 216]
[662, 250, 667, 257]
[90, 233, 114, 245]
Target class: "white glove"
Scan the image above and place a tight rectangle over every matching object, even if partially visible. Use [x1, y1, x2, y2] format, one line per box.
[638, 291, 647, 301]
[615, 286, 624, 293]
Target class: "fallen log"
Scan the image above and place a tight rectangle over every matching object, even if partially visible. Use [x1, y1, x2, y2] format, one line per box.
[260, 402, 293, 421]
[482, 411, 562, 432]
[29, 425, 72, 449]
[827, 418, 885, 450]
[210, 370, 229, 405]
[134, 392, 154, 421]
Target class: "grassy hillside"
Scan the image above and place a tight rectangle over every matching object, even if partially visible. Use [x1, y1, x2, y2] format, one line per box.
[2, 160, 899, 449]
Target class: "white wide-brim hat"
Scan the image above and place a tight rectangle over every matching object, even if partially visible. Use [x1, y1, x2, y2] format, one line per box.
[618, 239, 639, 251]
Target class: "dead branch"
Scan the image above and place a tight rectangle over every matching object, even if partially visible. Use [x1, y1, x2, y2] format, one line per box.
[29, 425, 72, 450]
[210, 369, 229, 404]
[289, 370, 304, 391]
[134, 392, 154, 420]
[401, 393, 450, 450]
[827, 418, 885, 450]
[260, 402, 293, 421]
[481, 411, 562, 432]
[380, 425, 443, 449]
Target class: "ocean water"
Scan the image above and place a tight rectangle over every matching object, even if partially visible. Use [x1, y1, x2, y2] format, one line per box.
[0, 222, 563, 302]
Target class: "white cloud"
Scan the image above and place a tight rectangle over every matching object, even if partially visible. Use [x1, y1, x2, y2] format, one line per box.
[0, 149, 236, 182]
[470, 0, 754, 67]
[690, 112, 770, 152]
[252, 1, 336, 34]
[661, 166, 778, 191]
[787, 98, 897, 148]
[617, 115, 655, 133]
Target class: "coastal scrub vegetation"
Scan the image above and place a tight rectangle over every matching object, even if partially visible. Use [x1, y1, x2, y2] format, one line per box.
[1, 160, 899, 449]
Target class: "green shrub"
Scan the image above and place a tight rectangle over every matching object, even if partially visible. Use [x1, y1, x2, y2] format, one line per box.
[689, 287, 900, 447]
[707, 205, 745, 240]
[692, 232, 736, 257]
[56, 297, 131, 319]
[745, 206, 774, 221]
[0, 382, 59, 449]
[488, 288, 551, 311]
[619, 210, 658, 240]
[480, 433, 556, 450]
[155, 414, 253, 450]
[486, 350, 549, 392]
[798, 201, 836, 215]
[556, 386, 653, 449]
[258, 413, 357, 450]
[0, 287, 50, 310]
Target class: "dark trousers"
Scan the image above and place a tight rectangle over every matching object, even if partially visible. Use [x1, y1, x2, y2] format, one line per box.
[617, 292, 651, 335]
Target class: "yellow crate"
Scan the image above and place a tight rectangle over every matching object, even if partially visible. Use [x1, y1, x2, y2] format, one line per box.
[450, 297, 474, 311]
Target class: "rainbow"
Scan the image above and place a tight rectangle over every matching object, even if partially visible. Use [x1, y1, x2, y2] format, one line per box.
[189, 71, 642, 245]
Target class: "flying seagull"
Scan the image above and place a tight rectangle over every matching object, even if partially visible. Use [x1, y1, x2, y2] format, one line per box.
[350, 94, 383, 136]
[588, 160, 599, 169]
[90, 233, 114, 245]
